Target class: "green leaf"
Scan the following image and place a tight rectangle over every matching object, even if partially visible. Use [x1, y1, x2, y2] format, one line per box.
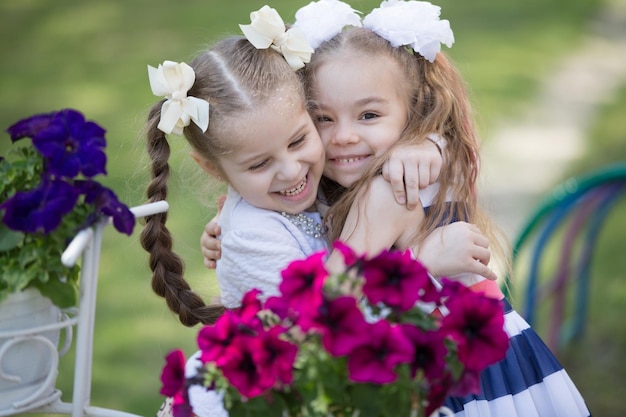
[34, 278, 79, 308]
[0, 224, 24, 251]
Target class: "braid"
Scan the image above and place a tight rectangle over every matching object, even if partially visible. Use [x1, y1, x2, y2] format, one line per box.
[140, 104, 224, 326]
[142, 36, 302, 326]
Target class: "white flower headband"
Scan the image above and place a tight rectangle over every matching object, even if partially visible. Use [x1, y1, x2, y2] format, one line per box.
[363, 0, 454, 63]
[147, 61, 209, 136]
[293, 0, 453, 62]
[293, 0, 363, 49]
[240, 5, 314, 70]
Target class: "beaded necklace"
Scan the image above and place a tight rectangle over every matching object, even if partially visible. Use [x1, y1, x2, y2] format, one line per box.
[281, 212, 325, 239]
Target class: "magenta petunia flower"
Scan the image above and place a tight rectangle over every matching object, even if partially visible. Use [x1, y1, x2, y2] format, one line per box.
[220, 336, 276, 398]
[160, 349, 187, 397]
[332, 240, 363, 268]
[257, 326, 298, 385]
[450, 369, 482, 397]
[238, 289, 264, 330]
[346, 320, 413, 384]
[197, 311, 243, 366]
[441, 292, 509, 371]
[400, 324, 447, 381]
[424, 371, 453, 417]
[310, 296, 370, 356]
[160, 350, 194, 417]
[361, 249, 435, 312]
[278, 250, 327, 322]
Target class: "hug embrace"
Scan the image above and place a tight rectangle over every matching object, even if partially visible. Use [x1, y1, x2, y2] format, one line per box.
[141, 1, 592, 416]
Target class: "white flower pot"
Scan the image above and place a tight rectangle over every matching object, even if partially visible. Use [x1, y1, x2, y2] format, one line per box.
[0, 288, 64, 413]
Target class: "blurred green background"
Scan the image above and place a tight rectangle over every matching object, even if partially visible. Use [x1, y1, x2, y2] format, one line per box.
[1, 0, 625, 416]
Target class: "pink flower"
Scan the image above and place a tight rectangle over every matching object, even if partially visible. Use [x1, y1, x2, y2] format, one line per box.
[332, 240, 363, 268]
[347, 320, 413, 384]
[450, 369, 482, 397]
[400, 324, 447, 381]
[361, 249, 435, 311]
[220, 336, 275, 398]
[239, 289, 264, 330]
[160, 349, 186, 397]
[310, 296, 370, 356]
[441, 292, 509, 371]
[160, 350, 193, 417]
[197, 311, 243, 366]
[424, 372, 453, 417]
[278, 250, 327, 321]
[257, 326, 298, 385]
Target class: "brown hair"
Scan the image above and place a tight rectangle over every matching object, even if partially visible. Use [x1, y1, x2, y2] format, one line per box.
[141, 36, 306, 326]
[303, 27, 509, 268]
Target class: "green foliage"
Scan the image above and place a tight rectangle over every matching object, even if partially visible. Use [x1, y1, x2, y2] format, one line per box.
[0, 147, 81, 307]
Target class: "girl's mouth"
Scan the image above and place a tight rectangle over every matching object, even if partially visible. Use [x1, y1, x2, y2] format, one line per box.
[331, 155, 368, 164]
[279, 177, 307, 196]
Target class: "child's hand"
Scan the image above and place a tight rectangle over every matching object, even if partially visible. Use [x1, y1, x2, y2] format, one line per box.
[414, 222, 497, 281]
[201, 195, 226, 269]
[381, 139, 443, 210]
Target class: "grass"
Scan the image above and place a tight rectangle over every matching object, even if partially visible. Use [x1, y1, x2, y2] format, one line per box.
[0, 0, 616, 415]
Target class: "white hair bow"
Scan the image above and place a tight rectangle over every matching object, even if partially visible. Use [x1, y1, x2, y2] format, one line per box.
[363, 0, 454, 62]
[240, 5, 314, 70]
[293, 0, 362, 50]
[148, 61, 209, 135]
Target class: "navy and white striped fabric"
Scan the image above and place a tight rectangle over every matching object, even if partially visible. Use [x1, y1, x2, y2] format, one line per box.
[442, 299, 592, 417]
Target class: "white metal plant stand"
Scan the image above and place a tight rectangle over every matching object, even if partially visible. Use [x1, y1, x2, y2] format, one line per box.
[1, 201, 168, 417]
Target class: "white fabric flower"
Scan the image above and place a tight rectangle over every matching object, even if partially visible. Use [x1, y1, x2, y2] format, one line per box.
[293, 0, 362, 49]
[363, 0, 454, 62]
[240, 5, 314, 70]
[148, 61, 209, 135]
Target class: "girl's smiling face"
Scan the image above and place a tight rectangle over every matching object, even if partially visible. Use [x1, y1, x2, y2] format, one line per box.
[197, 89, 325, 215]
[310, 54, 409, 188]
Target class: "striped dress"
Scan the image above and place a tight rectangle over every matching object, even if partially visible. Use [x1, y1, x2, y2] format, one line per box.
[438, 275, 592, 417]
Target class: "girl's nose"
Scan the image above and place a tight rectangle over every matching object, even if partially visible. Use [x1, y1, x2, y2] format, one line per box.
[276, 158, 302, 182]
[331, 122, 359, 145]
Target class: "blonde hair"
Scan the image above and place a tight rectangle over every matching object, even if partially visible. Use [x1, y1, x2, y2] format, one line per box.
[303, 27, 509, 271]
[141, 36, 306, 326]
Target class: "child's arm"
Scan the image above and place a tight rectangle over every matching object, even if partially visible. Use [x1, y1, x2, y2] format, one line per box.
[382, 138, 443, 210]
[325, 175, 424, 272]
[411, 222, 497, 281]
[200, 195, 226, 269]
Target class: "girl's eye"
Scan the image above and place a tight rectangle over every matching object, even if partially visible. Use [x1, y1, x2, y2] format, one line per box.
[248, 159, 269, 171]
[314, 115, 332, 123]
[360, 112, 379, 120]
[288, 136, 306, 149]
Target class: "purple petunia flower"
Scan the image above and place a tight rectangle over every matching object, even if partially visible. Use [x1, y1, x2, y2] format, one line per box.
[79, 180, 134, 235]
[441, 292, 509, 371]
[31, 109, 107, 178]
[310, 296, 370, 356]
[346, 320, 413, 384]
[0, 179, 79, 234]
[6, 111, 56, 143]
[361, 249, 435, 312]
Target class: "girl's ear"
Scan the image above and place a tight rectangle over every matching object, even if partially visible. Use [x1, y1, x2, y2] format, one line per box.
[190, 151, 222, 180]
